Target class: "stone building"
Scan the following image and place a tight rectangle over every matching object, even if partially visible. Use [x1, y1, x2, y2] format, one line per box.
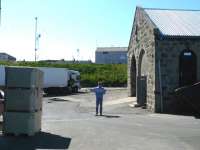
[128, 7, 200, 112]
[96, 47, 127, 64]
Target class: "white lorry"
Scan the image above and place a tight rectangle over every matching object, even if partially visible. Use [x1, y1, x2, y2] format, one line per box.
[37, 67, 70, 95]
[37, 67, 81, 95]
[0, 66, 81, 95]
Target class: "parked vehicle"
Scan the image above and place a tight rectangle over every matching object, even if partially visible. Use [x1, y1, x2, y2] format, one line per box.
[0, 66, 81, 95]
[38, 67, 81, 95]
[37, 67, 70, 95]
[68, 70, 81, 93]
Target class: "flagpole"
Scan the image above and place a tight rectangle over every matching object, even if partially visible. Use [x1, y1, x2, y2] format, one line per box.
[34, 17, 38, 62]
[0, 0, 2, 25]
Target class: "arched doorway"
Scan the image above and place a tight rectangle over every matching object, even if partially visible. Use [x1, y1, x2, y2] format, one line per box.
[137, 49, 147, 106]
[179, 50, 197, 87]
[130, 55, 136, 96]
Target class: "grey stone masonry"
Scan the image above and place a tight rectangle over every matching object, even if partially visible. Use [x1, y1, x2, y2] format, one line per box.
[128, 7, 200, 113]
[128, 7, 157, 112]
[155, 38, 200, 112]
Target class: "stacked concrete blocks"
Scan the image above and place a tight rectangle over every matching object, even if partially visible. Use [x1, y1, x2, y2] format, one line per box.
[3, 67, 43, 136]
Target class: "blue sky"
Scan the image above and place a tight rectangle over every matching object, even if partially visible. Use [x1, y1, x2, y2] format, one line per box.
[0, 0, 200, 61]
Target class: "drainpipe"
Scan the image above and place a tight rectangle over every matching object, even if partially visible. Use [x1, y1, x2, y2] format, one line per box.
[158, 60, 163, 113]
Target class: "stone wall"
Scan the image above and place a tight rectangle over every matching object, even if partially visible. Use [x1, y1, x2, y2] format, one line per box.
[155, 38, 200, 112]
[128, 7, 157, 112]
[128, 7, 200, 113]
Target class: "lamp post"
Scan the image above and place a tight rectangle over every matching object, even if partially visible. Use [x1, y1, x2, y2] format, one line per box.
[34, 17, 37, 61]
[77, 48, 80, 62]
[0, 0, 2, 25]
[34, 17, 41, 61]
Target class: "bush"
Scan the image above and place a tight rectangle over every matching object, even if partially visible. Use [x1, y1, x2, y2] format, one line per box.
[0, 61, 127, 87]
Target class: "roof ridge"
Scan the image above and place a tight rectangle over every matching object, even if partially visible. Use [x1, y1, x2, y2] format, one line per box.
[144, 7, 200, 12]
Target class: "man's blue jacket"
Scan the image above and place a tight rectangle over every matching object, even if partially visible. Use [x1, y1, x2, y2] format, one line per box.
[91, 86, 106, 100]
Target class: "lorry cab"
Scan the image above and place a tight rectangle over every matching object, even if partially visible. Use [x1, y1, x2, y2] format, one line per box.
[68, 70, 81, 93]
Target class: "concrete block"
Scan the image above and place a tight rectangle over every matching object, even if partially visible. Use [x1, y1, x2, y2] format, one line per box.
[3, 111, 42, 136]
[5, 88, 42, 112]
[6, 67, 43, 88]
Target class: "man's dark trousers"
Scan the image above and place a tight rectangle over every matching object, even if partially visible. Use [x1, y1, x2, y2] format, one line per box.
[96, 98, 103, 115]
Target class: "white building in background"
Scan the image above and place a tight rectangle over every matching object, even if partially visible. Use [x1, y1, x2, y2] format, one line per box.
[0, 53, 16, 61]
[95, 47, 127, 64]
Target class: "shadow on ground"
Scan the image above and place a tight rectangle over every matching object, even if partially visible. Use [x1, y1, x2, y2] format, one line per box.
[48, 98, 70, 103]
[0, 132, 71, 150]
[99, 114, 121, 118]
[44, 91, 87, 97]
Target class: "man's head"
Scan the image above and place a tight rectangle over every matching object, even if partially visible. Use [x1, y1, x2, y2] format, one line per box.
[98, 81, 102, 87]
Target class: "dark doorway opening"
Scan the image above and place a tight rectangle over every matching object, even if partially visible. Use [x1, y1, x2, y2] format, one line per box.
[179, 50, 197, 87]
[130, 55, 136, 96]
[137, 76, 147, 106]
[137, 50, 147, 106]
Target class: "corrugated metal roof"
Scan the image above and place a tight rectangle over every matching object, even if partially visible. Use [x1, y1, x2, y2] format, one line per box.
[96, 47, 127, 52]
[144, 8, 200, 36]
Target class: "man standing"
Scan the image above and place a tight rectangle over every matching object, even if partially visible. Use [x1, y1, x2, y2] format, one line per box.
[91, 82, 106, 116]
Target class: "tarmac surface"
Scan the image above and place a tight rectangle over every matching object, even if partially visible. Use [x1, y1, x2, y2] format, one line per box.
[0, 88, 200, 150]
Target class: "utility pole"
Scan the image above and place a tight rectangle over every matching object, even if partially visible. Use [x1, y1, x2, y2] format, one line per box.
[0, 0, 2, 25]
[76, 49, 80, 62]
[34, 17, 37, 62]
[34, 17, 41, 62]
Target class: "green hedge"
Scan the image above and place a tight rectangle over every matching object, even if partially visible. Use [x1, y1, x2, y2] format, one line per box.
[0, 61, 127, 87]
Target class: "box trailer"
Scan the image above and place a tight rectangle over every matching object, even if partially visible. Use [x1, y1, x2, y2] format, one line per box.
[37, 67, 71, 95]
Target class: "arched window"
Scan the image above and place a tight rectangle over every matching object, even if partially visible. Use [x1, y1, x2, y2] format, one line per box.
[131, 55, 136, 96]
[179, 50, 197, 86]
